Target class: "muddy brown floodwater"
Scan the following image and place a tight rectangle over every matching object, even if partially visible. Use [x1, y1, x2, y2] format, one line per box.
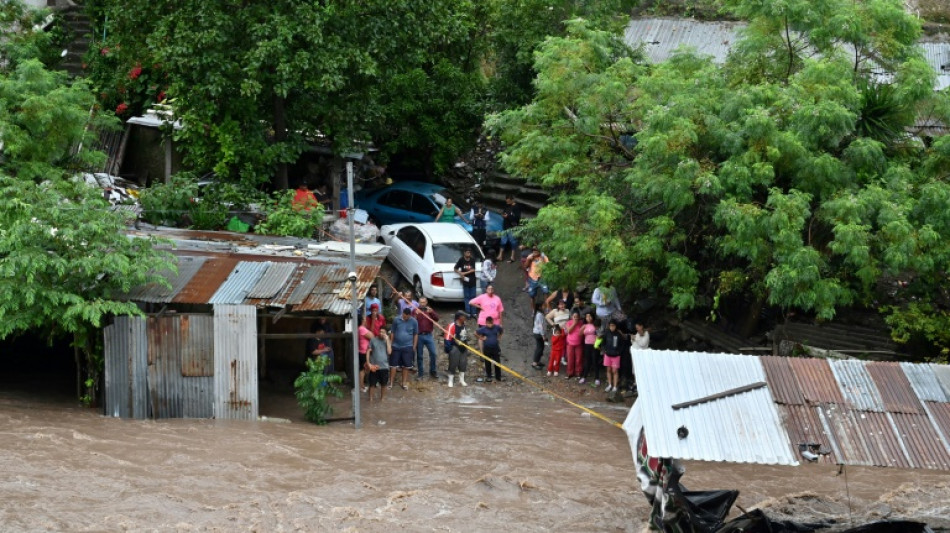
[1, 261, 949, 532]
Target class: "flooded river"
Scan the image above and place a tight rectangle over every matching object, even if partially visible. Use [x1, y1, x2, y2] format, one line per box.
[2, 261, 949, 531]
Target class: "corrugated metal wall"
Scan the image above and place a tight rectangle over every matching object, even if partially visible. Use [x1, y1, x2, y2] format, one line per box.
[214, 305, 258, 420]
[104, 313, 224, 420]
[104, 316, 148, 419]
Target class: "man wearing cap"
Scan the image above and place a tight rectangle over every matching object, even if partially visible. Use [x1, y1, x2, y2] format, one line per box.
[413, 297, 440, 380]
[389, 305, 418, 390]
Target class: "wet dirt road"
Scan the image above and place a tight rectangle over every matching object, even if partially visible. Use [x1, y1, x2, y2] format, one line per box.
[2, 261, 949, 531]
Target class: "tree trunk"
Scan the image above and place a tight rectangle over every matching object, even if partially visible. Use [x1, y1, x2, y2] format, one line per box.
[273, 95, 289, 190]
[738, 296, 765, 338]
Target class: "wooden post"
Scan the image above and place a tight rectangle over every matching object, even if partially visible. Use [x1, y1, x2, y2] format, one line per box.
[258, 315, 268, 379]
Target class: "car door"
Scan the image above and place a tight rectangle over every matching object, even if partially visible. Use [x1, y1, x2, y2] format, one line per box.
[407, 192, 439, 223]
[389, 225, 420, 276]
[375, 190, 414, 225]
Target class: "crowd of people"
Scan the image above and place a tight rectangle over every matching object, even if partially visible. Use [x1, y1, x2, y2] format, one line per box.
[304, 196, 649, 403]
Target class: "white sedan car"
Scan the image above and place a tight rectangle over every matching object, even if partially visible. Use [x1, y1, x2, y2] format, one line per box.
[379, 222, 484, 301]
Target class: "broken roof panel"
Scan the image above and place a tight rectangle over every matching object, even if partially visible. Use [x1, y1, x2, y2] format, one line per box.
[778, 404, 838, 465]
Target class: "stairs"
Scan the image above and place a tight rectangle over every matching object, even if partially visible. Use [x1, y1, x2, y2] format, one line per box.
[56, 5, 92, 78]
[772, 321, 901, 359]
[476, 171, 549, 215]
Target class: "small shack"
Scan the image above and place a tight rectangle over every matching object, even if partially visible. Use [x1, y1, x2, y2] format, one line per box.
[624, 349, 950, 529]
[103, 228, 389, 420]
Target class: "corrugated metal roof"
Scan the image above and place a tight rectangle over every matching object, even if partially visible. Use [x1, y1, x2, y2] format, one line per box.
[788, 358, 845, 405]
[830, 359, 885, 412]
[173, 257, 239, 304]
[268, 264, 308, 308]
[125, 229, 386, 314]
[624, 18, 742, 64]
[626, 350, 950, 471]
[296, 264, 377, 314]
[891, 411, 950, 470]
[631, 349, 798, 466]
[126, 255, 205, 303]
[778, 404, 838, 465]
[208, 261, 270, 305]
[902, 362, 949, 403]
[867, 362, 923, 414]
[246, 262, 296, 299]
[931, 364, 950, 399]
[625, 18, 950, 92]
[761, 356, 804, 405]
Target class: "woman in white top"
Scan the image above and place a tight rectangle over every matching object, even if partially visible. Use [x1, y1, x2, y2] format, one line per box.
[480, 249, 497, 293]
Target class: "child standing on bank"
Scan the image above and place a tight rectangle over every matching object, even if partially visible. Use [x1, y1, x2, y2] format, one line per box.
[602, 320, 626, 393]
[547, 324, 566, 376]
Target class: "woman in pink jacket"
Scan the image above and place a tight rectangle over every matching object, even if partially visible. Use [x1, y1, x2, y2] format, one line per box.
[564, 311, 584, 378]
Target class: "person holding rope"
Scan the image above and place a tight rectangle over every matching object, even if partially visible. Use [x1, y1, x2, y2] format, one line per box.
[413, 297, 440, 380]
[444, 311, 470, 388]
[476, 316, 504, 383]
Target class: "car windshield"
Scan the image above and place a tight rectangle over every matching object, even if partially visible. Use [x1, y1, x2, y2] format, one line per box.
[433, 243, 484, 264]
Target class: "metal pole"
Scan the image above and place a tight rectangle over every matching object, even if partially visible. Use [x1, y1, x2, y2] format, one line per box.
[347, 161, 361, 429]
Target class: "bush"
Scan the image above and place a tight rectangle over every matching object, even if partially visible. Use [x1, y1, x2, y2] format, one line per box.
[256, 189, 323, 238]
[138, 174, 198, 226]
[294, 356, 344, 424]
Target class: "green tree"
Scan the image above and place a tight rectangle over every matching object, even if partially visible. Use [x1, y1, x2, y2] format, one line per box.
[484, 0, 637, 108]
[489, 2, 950, 354]
[0, 36, 173, 400]
[85, 0, 491, 186]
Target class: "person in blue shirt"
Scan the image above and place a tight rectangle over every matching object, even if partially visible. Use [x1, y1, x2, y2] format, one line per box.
[475, 316, 504, 383]
[389, 307, 418, 390]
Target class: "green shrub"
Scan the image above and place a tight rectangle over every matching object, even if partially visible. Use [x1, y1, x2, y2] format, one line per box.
[138, 174, 199, 226]
[294, 356, 344, 424]
[256, 190, 323, 238]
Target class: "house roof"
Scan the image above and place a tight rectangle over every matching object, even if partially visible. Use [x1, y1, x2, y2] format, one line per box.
[124, 227, 389, 315]
[625, 17, 950, 91]
[625, 349, 950, 470]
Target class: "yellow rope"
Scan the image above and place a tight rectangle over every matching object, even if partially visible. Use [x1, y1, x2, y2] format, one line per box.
[381, 278, 624, 429]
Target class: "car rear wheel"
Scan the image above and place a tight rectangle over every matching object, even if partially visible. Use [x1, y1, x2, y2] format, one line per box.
[413, 277, 425, 300]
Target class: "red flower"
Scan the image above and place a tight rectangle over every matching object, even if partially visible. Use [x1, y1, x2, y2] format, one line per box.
[129, 65, 143, 80]
[100, 47, 110, 56]
[156, 90, 166, 102]
[116, 102, 129, 115]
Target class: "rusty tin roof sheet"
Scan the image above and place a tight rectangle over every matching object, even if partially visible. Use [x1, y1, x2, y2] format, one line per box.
[778, 404, 838, 465]
[891, 411, 950, 470]
[762, 356, 804, 405]
[788, 358, 845, 405]
[296, 264, 377, 314]
[867, 362, 923, 414]
[172, 257, 240, 304]
[830, 359, 885, 412]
